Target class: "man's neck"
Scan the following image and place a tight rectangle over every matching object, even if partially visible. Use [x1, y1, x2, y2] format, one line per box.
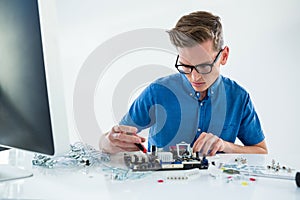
[199, 91, 207, 101]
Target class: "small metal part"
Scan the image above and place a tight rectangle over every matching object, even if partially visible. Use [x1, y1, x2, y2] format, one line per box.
[271, 159, 275, 169]
[276, 162, 280, 170]
[241, 158, 247, 164]
[218, 162, 224, 169]
[176, 141, 192, 158]
[32, 142, 110, 169]
[282, 166, 286, 170]
[234, 156, 247, 164]
[223, 169, 240, 175]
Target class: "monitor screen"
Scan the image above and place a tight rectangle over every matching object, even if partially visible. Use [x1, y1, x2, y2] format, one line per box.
[0, 0, 70, 156]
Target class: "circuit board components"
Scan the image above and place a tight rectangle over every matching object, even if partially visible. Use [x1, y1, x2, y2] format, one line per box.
[124, 142, 209, 171]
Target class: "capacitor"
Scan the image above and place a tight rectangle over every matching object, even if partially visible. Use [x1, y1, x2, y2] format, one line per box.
[151, 145, 157, 156]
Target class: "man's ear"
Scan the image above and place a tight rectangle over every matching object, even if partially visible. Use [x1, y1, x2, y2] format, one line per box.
[220, 46, 229, 65]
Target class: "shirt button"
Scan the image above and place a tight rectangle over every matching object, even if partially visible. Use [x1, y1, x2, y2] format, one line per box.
[189, 93, 193, 96]
[197, 128, 201, 132]
[200, 102, 203, 106]
[211, 91, 214, 95]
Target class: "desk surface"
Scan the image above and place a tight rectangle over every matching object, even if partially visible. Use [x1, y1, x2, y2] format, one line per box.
[0, 150, 299, 199]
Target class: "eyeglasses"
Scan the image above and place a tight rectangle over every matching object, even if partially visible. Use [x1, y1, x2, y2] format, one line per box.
[175, 49, 223, 74]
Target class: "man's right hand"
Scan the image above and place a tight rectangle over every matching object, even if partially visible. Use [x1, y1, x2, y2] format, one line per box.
[99, 125, 146, 154]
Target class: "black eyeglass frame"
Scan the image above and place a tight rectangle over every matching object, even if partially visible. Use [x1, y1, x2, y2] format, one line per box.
[175, 48, 224, 75]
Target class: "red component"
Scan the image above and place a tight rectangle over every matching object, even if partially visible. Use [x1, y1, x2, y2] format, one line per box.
[128, 132, 147, 153]
[143, 147, 147, 153]
[135, 143, 147, 153]
[249, 177, 256, 181]
[157, 179, 164, 183]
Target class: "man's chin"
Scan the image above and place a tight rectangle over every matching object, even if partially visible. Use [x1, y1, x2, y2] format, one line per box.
[193, 86, 207, 92]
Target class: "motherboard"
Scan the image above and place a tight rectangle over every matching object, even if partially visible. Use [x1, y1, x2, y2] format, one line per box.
[124, 142, 209, 171]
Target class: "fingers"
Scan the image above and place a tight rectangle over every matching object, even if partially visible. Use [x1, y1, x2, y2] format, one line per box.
[113, 125, 138, 134]
[193, 132, 224, 156]
[112, 140, 140, 151]
[209, 138, 224, 156]
[108, 125, 145, 151]
[201, 134, 216, 155]
[118, 125, 146, 143]
[192, 132, 207, 152]
[109, 125, 138, 142]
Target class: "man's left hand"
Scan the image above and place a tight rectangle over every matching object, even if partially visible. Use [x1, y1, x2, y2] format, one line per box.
[192, 132, 226, 156]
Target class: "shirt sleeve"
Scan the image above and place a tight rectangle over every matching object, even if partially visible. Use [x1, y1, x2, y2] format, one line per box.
[237, 93, 265, 145]
[119, 84, 155, 132]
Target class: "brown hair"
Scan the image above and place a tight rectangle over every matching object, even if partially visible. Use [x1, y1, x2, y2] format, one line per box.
[168, 11, 223, 51]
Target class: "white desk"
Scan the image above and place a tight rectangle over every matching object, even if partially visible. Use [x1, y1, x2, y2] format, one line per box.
[0, 149, 299, 199]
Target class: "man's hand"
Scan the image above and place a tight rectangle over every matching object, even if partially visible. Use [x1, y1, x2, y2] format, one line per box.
[192, 132, 225, 156]
[99, 125, 146, 154]
[192, 132, 268, 155]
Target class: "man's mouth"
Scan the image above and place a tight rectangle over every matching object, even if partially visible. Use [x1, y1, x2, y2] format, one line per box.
[192, 82, 205, 87]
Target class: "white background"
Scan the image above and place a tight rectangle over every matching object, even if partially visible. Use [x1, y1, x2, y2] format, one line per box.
[54, 0, 300, 158]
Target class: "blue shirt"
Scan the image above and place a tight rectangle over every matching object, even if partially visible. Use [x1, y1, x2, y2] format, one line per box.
[120, 73, 265, 150]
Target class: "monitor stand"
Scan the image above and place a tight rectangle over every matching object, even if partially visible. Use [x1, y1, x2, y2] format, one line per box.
[0, 165, 33, 182]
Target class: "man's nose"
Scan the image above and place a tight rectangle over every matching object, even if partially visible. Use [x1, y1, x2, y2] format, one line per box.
[191, 68, 202, 80]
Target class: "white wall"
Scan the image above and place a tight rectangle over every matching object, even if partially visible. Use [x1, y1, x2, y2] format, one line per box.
[55, 0, 300, 158]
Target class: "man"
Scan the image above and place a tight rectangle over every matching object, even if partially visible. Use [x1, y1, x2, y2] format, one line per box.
[99, 11, 267, 155]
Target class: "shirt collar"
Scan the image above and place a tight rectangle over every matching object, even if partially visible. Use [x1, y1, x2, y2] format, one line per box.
[180, 74, 223, 100]
[208, 75, 222, 97]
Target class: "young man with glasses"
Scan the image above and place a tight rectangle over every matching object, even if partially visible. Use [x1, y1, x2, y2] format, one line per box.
[99, 11, 268, 155]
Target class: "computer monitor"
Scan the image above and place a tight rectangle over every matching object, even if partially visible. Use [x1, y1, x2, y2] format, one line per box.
[0, 0, 70, 181]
